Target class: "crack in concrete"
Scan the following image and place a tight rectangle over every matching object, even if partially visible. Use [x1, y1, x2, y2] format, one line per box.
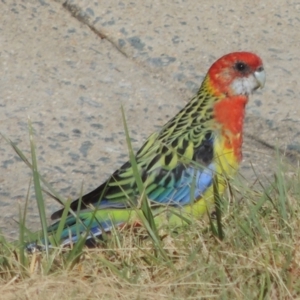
[61, 1, 129, 58]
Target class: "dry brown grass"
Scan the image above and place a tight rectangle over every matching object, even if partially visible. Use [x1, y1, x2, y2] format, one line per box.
[2, 181, 300, 300]
[1, 141, 300, 299]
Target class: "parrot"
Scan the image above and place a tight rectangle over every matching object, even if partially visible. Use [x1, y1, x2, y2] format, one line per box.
[28, 52, 266, 248]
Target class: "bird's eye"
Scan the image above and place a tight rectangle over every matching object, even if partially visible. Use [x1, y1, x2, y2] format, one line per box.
[235, 62, 247, 72]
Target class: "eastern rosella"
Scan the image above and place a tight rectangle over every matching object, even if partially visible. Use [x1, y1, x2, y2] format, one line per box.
[35, 52, 266, 247]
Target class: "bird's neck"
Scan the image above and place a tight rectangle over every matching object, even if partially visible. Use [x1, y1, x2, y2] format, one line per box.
[213, 95, 248, 134]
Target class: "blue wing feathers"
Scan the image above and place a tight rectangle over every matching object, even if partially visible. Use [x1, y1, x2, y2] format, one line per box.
[146, 162, 215, 206]
[99, 164, 214, 208]
[86, 163, 214, 209]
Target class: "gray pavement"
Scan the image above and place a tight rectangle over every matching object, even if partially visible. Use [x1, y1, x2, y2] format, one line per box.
[0, 0, 299, 238]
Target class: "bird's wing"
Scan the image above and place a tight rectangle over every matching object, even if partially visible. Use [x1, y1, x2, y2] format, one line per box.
[51, 128, 215, 220]
[51, 93, 216, 221]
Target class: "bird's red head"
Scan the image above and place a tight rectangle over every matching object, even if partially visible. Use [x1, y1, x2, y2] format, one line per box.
[207, 52, 265, 97]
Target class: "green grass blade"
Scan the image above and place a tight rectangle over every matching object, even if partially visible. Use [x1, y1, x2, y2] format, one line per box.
[18, 179, 32, 270]
[213, 175, 224, 240]
[28, 119, 49, 258]
[120, 107, 174, 264]
[120, 108, 159, 233]
[120, 106, 156, 233]
[18, 204, 26, 270]
[2, 133, 69, 211]
[53, 199, 72, 245]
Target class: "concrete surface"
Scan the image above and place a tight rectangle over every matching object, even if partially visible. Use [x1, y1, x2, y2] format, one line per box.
[0, 0, 300, 238]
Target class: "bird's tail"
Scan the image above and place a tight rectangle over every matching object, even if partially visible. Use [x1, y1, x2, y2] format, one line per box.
[25, 208, 139, 252]
[25, 204, 199, 252]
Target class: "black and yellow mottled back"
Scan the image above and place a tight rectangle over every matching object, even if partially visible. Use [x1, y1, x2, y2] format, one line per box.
[51, 77, 218, 220]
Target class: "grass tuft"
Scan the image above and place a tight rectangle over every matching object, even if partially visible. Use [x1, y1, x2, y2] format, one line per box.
[1, 122, 300, 298]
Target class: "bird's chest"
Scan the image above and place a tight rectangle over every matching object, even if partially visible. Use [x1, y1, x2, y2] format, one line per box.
[214, 129, 243, 163]
[213, 129, 242, 177]
[212, 95, 247, 175]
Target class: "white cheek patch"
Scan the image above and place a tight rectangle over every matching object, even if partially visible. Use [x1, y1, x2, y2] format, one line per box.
[231, 75, 259, 95]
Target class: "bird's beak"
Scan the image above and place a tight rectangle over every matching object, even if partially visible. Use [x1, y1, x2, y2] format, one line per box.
[254, 67, 266, 88]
